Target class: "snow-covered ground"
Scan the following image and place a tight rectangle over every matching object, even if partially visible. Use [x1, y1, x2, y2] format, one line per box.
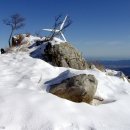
[0, 36, 130, 130]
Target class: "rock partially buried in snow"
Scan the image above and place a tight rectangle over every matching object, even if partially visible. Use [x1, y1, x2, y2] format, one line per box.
[106, 69, 128, 81]
[49, 74, 98, 103]
[43, 42, 89, 70]
[128, 79, 130, 83]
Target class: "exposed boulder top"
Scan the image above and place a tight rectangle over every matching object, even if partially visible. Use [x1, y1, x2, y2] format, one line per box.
[49, 74, 98, 103]
[43, 42, 90, 70]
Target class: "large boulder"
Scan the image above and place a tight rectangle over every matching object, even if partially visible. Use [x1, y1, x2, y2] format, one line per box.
[43, 42, 89, 70]
[49, 74, 98, 103]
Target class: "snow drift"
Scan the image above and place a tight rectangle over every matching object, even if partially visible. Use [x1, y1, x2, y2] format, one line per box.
[0, 35, 130, 130]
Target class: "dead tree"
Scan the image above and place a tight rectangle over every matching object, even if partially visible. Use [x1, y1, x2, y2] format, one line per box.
[45, 15, 72, 42]
[3, 14, 25, 47]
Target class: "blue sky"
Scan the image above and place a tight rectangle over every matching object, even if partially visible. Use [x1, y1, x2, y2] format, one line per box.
[0, 0, 130, 60]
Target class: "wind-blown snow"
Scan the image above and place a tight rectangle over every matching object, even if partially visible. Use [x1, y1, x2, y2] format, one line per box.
[0, 36, 130, 130]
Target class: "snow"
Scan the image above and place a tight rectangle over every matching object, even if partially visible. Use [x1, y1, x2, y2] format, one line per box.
[21, 35, 42, 45]
[51, 37, 66, 45]
[0, 36, 130, 130]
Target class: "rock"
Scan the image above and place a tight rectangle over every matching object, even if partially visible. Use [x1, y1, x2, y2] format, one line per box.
[43, 42, 89, 70]
[90, 96, 104, 105]
[12, 34, 25, 46]
[90, 64, 96, 69]
[90, 99, 103, 106]
[49, 74, 98, 103]
[12, 33, 32, 47]
[106, 70, 130, 83]
[88, 61, 106, 72]
[127, 76, 130, 83]
[128, 79, 130, 83]
[36, 40, 44, 46]
[115, 71, 125, 78]
[1, 48, 6, 54]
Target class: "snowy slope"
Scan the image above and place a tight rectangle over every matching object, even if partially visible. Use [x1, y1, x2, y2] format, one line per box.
[0, 36, 130, 130]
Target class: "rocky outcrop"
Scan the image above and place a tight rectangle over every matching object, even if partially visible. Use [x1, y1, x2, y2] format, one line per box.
[43, 42, 90, 70]
[49, 74, 98, 103]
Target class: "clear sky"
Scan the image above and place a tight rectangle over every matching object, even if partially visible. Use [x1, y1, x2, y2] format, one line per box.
[0, 0, 130, 60]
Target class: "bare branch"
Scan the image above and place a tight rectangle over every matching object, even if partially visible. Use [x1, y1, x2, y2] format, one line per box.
[3, 13, 25, 47]
[49, 15, 72, 41]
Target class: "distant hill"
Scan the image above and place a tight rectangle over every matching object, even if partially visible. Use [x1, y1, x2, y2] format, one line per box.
[98, 60, 130, 68]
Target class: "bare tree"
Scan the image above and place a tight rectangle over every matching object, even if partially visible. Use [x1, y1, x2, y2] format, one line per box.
[45, 15, 72, 42]
[3, 13, 25, 47]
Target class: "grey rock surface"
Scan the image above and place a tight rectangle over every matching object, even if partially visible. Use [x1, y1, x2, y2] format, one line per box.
[49, 74, 98, 103]
[43, 42, 89, 70]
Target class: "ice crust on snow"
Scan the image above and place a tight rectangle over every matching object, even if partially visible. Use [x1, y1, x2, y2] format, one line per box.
[0, 35, 130, 130]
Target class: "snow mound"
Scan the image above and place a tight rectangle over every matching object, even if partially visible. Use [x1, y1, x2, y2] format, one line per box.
[0, 36, 130, 130]
[10, 35, 64, 57]
[51, 37, 66, 45]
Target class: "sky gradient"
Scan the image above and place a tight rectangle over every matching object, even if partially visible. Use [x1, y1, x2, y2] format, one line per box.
[0, 0, 130, 60]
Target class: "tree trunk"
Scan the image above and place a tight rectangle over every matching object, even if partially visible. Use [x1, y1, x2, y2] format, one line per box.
[8, 29, 14, 47]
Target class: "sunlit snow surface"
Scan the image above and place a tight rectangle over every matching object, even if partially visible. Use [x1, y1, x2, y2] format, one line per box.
[0, 36, 130, 130]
